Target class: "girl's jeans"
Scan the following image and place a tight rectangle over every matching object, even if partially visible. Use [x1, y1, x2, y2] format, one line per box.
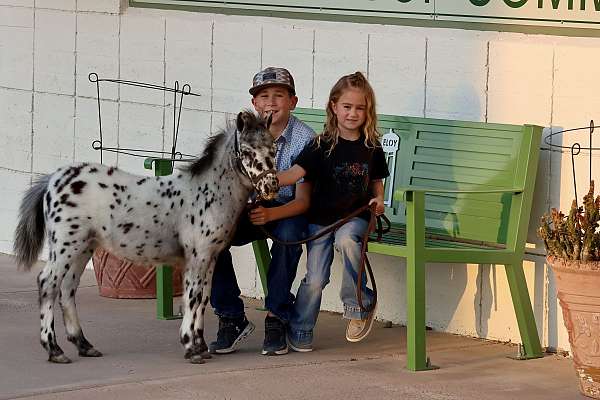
[289, 217, 374, 345]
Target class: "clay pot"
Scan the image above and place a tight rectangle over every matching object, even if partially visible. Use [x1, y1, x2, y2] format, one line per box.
[92, 248, 183, 299]
[548, 256, 600, 399]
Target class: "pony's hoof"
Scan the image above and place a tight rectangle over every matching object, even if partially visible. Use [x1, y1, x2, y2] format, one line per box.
[49, 354, 72, 364]
[79, 348, 103, 357]
[189, 354, 205, 364]
[184, 346, 210, 360]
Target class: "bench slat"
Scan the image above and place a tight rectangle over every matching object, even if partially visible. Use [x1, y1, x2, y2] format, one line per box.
[414, 146, 513, 164]
[412, 153, 510, 171]
[370, 224, 506, 250]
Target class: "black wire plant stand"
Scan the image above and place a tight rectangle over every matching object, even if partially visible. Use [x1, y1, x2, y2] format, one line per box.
[543, 120, 598, 208]
[88, 72, 201, 173]
[89, 72, 202, 320]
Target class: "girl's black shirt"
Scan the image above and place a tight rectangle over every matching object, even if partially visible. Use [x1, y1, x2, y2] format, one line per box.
[294, 135, 389, 226]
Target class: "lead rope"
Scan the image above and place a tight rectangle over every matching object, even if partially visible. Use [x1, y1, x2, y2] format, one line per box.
[356, 204, 379, 313]
[254, 202, 390, 313]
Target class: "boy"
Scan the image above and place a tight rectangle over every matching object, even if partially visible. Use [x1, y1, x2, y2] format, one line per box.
[209, 67, 315, 356]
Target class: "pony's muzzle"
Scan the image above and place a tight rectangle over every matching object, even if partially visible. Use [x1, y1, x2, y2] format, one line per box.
[260, 175, 279, 201]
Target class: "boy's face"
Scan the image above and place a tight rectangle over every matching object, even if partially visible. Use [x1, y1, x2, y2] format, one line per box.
[252, 86, 298, 128]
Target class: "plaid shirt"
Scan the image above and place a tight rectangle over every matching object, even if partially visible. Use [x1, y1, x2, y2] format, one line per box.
[274, 115, 315, 203]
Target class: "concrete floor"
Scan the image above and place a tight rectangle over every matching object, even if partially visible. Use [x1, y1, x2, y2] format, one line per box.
[0, 254, 584, 400]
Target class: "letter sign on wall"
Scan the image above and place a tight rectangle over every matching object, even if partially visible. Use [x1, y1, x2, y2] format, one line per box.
[436, 0, 600, 27]
[132, 0, 600, 29]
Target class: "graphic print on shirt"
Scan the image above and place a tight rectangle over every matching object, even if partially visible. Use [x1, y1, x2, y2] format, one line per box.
[333, 162, 369, 195]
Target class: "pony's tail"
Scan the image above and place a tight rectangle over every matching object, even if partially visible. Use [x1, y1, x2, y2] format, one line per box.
[14, 175, 50, 271]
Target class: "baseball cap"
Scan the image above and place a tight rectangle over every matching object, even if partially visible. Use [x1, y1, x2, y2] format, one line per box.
[249, 67, 296, 96]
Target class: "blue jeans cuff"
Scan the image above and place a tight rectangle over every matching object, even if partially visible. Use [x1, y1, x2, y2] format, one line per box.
[343, 305, 371, 320]
[288, 328, 313, 345]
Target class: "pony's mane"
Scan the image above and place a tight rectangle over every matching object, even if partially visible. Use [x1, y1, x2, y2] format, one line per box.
[184, 130, 228, 177]
[183, 111, 264, 177]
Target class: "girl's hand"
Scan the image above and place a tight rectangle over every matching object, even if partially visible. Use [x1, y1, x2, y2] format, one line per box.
[249, 206, 272, 225]
[368, 197, 385, 216]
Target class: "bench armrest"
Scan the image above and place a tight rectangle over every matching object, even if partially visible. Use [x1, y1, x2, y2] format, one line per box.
[393, 186, 524, 201]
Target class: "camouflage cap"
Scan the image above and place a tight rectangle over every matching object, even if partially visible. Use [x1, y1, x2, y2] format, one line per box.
[249, 67, 296, 96]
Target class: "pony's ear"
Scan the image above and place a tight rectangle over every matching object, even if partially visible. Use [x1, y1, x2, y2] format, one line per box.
[236, 112, 245, 133]
[265, 112, 273, 130]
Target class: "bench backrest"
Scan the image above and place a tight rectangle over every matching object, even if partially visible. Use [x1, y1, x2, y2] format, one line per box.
[293, 108, 542, 249]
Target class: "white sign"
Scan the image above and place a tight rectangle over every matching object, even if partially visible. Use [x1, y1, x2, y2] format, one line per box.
[382, 130, 400, 153]
[381, 130, 400, 207]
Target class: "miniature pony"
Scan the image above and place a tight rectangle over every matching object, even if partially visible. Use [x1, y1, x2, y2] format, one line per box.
[14, 111, 278, 364]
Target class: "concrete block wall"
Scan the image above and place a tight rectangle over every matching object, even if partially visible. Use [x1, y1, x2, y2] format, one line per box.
[2, 0, 600, 353]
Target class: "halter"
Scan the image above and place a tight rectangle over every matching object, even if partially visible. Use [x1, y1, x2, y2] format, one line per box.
[233, 129, 278, 198]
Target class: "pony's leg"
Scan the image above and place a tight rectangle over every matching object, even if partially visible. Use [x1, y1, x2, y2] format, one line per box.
[38, 250, 71, 364]
[60, 248, 102, 357]
[193, 256, 216, 360]
[180, 260, 206, 364]
[188, 289, 210, 359]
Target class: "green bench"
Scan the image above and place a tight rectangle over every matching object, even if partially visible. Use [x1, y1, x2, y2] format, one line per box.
[156, 108, 544, 371]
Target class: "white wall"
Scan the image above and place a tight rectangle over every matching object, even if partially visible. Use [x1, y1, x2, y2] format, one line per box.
[2, 0, 599, 353]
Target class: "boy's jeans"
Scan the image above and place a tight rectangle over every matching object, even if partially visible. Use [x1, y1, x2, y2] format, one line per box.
[289, 217, 374, 345]
[210, 206, 307, 323]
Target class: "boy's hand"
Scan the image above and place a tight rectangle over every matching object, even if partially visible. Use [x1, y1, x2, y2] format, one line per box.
[368, 197, 385, 216]
[249, 206, 272, 225]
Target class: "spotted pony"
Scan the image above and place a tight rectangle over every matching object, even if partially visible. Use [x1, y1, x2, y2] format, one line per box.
[13, 111, 278, 364]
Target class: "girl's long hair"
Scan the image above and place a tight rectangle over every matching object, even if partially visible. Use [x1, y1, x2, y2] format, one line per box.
[317, 71, 380, 155]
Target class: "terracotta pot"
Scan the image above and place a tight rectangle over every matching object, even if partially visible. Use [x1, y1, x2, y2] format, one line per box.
[548, 256, 600, 399]
[92, 248, 183, 299]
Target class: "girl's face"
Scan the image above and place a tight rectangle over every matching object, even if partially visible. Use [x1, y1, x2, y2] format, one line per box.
[331, 88, 367, 136]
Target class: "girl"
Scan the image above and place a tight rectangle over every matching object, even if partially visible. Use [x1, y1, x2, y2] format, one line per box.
[278, 72, 389, 352]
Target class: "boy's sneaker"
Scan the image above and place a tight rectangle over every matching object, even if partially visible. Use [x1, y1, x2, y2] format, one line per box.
[346, 304, 377, 343]
[209, 316, 255, 354]
[287, 330, 313, 353]
[262, 316, 288, 356]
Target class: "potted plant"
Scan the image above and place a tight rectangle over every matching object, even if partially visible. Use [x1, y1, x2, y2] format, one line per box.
[92, 248, 184, 299]
[538, 181, 600, 399]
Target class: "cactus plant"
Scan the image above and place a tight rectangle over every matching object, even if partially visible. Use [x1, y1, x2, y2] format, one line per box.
[539, 181, 600, 399]
[538, 181, 600, 261]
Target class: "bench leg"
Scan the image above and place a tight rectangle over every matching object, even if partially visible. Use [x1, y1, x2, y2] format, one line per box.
[147, 160, 178, 320]
[406, 254, 431, 371]
[405, 191, 435, 371]
[252, 240, 271, 296]
[504, 263, 543, 359]
[156, 265, 181, 320]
